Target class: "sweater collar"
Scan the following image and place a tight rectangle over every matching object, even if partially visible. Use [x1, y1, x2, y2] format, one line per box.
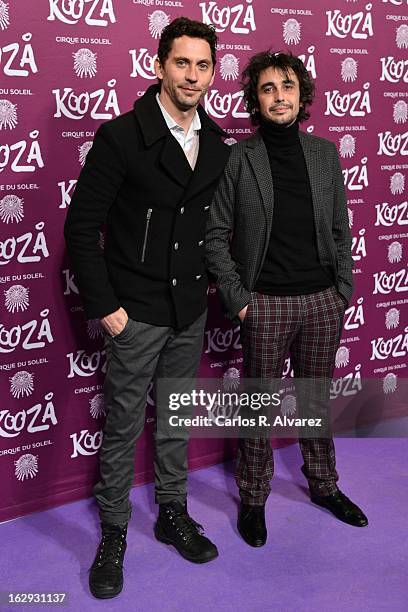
[259, 117, 300, 148]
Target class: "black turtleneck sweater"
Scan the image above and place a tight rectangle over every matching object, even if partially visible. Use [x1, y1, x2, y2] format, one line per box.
[254, 119, 333, 295]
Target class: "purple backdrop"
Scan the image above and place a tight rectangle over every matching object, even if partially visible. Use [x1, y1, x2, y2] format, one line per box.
[0, 0, 407, 522]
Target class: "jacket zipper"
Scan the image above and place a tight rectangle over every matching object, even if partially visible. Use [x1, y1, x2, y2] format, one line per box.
[141, 208, 152, 263]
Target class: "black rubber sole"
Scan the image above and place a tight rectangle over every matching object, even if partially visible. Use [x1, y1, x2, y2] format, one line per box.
[154, 523, 218, 563]
[89, 582, 123, 599]
[237, 522, 267, 547]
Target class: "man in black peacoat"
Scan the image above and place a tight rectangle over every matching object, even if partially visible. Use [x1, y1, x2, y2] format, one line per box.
[64, 18, 229, 599]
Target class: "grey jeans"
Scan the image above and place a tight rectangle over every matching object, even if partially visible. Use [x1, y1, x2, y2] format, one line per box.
[93, 310, 207, 525]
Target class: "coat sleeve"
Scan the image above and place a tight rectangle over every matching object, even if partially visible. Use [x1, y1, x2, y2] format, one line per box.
[64, 123, 126, 319]
[331, 142, 354, 304]
[205, 148, 252, 320]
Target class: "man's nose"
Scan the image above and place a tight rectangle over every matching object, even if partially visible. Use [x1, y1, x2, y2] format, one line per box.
[274, 87, 284, 102]
[185, 65, 198, 82]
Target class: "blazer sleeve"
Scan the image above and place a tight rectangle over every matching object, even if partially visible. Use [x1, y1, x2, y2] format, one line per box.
[331, 142, 354, 304]
[64, 123, 126, 319]
[205, 149, 252, 320]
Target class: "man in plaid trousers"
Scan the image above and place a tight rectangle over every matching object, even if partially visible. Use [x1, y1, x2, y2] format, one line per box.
[206, 51, 368, 547]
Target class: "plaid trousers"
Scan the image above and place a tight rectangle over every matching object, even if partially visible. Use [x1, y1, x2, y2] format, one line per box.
[237, 286, 346, 505]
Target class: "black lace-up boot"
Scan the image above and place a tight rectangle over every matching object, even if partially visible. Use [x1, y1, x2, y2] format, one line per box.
[155, 500, 218, 563]
[89, 523, 128, 599]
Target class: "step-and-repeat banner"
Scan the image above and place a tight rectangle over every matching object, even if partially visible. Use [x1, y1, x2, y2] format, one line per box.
[0, 1, 407, 522]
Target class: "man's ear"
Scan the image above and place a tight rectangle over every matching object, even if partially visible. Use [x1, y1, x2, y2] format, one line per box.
[154, 57, 163, 80]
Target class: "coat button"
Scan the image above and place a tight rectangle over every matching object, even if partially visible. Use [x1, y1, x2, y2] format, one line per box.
[180, 207, 185, 215]
[172, 278, 177, 286]
[198, 240, 204, 246]
[204, 205, 210, 211]
[174, 242, 179, 250]
[195, 275, 202, 280]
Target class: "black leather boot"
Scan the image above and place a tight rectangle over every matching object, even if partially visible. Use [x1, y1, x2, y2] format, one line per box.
[89, 523, 127, 599]
[237, 502, 267, 547]
[155, 500, 218, 563]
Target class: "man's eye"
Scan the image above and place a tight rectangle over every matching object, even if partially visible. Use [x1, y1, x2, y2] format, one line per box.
[198, 63, 209, 70]
[177, 60, 186, 66]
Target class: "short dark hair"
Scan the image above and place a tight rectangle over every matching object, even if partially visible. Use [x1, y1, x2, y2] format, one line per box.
[157, 17, 217, 70]
[241, 51, 315, 124]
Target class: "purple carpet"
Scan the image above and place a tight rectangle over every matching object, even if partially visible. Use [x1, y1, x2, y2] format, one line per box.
[2, 438, 407, 612]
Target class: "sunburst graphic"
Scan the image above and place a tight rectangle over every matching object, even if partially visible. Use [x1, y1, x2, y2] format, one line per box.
[0, 194, 24, 224]
[335, 346, 350, 368]
[15, 454, 39, 481]
[78, 141, 93, 166]
[390, 172, 405, 195]
[0, 99, 17, 130]
[283, 19, 301, 45]
[223, 367, 240, 390]
[348, 208, 354, 228]
[388, 241, 402, 263]
[385, 308, 400, 330]
[148, 10, 170, 39]
[89, 393, 106, 419]
[10, 371, 34, 399]
[396, 24, 408, 49]
[339, 134, 355, 158]
[393, 100, 407, 124]
[0, 1, 9, 30]
[73, 48, 97, 78]
[383, 373, 397, 394]
[281, 394, 296, 417]
[87, 318, 104, 340]
[4, 284, 29, 313]
[341, 57, 358, 83]
[224, 137, 237, 146]
[220, 54, 239, 81]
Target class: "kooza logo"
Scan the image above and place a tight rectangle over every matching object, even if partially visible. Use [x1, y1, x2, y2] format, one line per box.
[0, 1, 9, 30]
[0, 310, 54, 354]
[129, 48, 157, 80]
[200, 0, 256, 34]
[330, 364, 362, 401]
[325, 83, 371, 117]
[343, 157, 368, 191]
[0, 392, 57, 439]
[351, 229, 367, 261]
[344, 297, 365, 331]
[204, 90, 249, 120]
[1, 33, 38, 77]
[15, 454, 39, 481]
[390, 172, 405, 195]
[0, 221, 49, 267]
[375, 200, 408, 227]
[380, 57, 408, 84]
[73, 48, 97, 78]
[52, 80, 120, 120]
[298, 46, 316, 79]
[370, 328, 408, 361]
[373, 267, 408, 294]
[393, 100, 407, 124]
[341, 57, 358, 82]
[326, 4, 373, 39]
[4, 284, 29, 313]
[70, 429, 102, 458]
[377, 130, 408, 156]
[0, 99, 17, 129]
[339, 134, 356, 158]
[9, 370, 34, 399]
[396, 25, 408, 49]
[0, 130, 44, 174]
[66, 349, 106, 378]
[0, 194, 24, 223]
[283, 19, 301, 45]
[219, 54, 239, 81]
[47, 0, 116, 26]
[148, 10, 170, 39]
[204, 325, 241, 353]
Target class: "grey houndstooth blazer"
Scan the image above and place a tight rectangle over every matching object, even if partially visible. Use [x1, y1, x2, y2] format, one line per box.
[205, 129, 353, 321]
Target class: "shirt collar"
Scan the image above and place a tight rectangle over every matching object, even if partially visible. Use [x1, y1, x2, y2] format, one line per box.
[156, 92, 201, 135]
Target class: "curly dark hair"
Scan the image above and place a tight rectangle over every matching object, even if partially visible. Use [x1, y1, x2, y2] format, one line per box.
[157, 17, 217, 70]
[241, 51, 315, 124]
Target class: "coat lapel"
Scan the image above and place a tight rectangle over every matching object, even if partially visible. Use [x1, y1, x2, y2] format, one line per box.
[245, 132, 274, 229]
[159, 135, 192, 188]
[183, 126, 229, 201]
